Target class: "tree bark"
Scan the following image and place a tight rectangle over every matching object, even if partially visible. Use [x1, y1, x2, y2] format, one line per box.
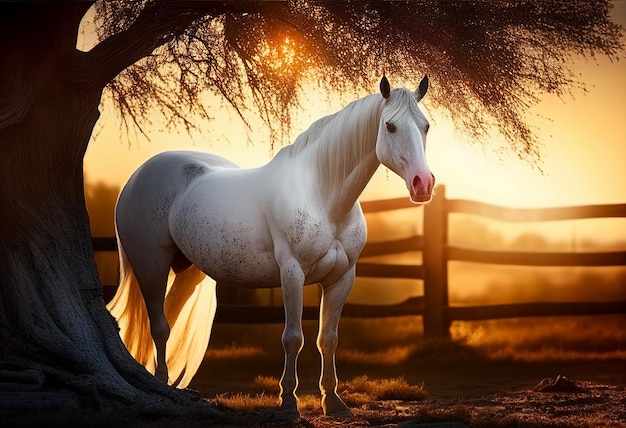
[0, 4, 218, 419]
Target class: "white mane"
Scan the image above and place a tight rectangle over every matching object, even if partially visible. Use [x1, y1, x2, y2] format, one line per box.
[290, 94, 380, 197]
[289, 88, 419, 200]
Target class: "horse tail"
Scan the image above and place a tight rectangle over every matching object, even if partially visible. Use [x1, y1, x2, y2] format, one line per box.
[107, 236, 216, 388]
[164, 267, 217, 389]
[106, 237, 157, 374]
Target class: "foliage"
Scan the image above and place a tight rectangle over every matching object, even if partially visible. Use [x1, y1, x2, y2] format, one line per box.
[91, 0, 623, 162]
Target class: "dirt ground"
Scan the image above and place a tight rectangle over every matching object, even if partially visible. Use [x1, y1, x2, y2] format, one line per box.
[4, 355, 625, 428]
[5, 357, 624, 427]
[181, 316, 626, 427]
[4, 317, 625, 427]
[192, 354, 626, 427]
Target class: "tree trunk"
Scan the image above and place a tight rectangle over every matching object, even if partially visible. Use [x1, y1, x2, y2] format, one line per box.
[0, 4, 217, 419]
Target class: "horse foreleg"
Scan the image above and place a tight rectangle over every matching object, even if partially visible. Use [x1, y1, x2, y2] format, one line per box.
[318, 270, 354, 417]
[278, 258, 305, 417]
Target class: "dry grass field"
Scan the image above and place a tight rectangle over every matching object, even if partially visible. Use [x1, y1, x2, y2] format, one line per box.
[4, 314, 625, 427]
[175, 314, 626, 427]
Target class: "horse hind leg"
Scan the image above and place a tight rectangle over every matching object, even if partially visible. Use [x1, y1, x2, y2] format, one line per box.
[164, 253, 217, 388]
[164, 251, 202, 325]
[125, 245, 174, 384]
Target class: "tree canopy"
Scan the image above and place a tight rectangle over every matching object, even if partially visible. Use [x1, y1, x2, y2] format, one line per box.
[93, 0, 623, 164]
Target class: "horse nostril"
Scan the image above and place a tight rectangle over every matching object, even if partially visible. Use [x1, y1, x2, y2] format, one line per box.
[413, 173, 434, 193]
[412, 175, 422, 190]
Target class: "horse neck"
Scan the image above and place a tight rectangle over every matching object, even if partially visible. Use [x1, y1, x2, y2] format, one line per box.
[308, 95, 383, 217]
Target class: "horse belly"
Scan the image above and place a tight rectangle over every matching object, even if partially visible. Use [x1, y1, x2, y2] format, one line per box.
[170, 199, 281, 288]
[194, 233, 280, 289]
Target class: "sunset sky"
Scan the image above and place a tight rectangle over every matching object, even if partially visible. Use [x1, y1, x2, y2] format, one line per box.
[83, 3, 626, 243]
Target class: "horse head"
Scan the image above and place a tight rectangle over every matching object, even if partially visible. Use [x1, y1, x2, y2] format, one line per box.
[376, 75, 435, 203]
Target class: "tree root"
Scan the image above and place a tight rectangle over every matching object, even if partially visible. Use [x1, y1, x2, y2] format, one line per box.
[0, 356, 224, 422]
[0, 304, 224, 422]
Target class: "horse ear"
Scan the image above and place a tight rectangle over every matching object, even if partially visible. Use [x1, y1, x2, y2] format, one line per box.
[380, 76, 391, 99]
[415, 75, 429, 102]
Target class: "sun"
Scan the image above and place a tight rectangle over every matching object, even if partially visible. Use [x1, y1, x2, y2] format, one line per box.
[279, 36, 297, 64]
[260, 29, 309, 79]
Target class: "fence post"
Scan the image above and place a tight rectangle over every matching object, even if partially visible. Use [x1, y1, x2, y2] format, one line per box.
[422, 185, 450, 337]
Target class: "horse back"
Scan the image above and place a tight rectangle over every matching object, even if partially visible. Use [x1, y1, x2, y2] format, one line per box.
[115, 151, 238, 251]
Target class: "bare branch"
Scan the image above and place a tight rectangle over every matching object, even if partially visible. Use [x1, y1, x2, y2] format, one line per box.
[78, 2, 225, 88]
[92, 0, 624, 163]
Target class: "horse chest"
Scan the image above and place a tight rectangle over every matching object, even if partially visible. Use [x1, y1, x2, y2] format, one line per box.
[283, 208, 366, 285]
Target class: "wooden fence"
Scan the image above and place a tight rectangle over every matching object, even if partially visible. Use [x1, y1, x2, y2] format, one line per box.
[92, 185, 626, 337]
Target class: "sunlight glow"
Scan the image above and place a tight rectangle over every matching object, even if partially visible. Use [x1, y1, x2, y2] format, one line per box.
[258, 32, 309, 80]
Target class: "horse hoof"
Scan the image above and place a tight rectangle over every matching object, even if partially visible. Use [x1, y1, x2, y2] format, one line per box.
[323, 394, 351, 417]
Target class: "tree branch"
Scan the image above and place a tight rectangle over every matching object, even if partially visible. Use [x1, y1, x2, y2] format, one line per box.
[77, 2, 221, 89]
[86, 0, 622, 164]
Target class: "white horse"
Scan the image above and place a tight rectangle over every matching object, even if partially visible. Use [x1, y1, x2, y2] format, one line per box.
[107, 76, 434, 417]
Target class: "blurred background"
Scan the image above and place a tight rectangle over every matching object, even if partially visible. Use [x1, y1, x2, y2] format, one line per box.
[84, 2, 625, 368]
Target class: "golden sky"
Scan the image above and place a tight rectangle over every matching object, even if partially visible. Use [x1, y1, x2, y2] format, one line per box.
[84, 3, 626, 222]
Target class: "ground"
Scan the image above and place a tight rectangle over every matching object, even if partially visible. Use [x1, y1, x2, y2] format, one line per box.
[3, 316, 625, 427]
[192, 350, 626, 427]
[187, 315, 626, 427]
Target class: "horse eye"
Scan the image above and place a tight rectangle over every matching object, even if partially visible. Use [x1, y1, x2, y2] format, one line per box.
[385, 122, 396, 133]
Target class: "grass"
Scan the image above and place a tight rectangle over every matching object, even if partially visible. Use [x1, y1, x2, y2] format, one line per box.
[337, 345, 415, 366]
[194, 313, 625, 419]
[204, 345, 269, 361]
[340, 375, 427, 403]
[338, 314, 626, 364]
[213, 374, 426, 412]
[206, 312, 626, 369]
[451, 315, 626, 362]
[214, 392, 279, 411]
[252, 375, 280, 392]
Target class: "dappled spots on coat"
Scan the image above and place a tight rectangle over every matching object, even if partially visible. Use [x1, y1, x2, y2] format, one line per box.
[181, 217, 276, 286]
[216, 222, 254, 276]
[287, 208, 324, 246]
[182, 162, 208, 184]
[151, 192, 173, 224]
[172, 203, 203, 256]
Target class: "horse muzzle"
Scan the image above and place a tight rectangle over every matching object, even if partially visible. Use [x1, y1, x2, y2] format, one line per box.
[409, 172, 435, 203]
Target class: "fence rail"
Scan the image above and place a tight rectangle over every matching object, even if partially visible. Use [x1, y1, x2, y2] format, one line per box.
[92, 185, 626, 336]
